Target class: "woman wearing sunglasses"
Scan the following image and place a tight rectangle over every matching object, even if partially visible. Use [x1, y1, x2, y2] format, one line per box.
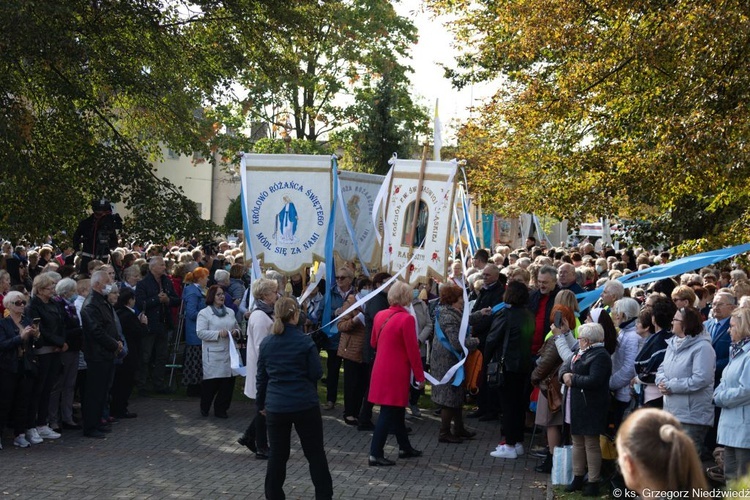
[0, 291, 41, 448]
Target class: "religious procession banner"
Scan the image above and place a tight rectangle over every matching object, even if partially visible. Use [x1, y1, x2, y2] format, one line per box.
[380, 159, 457, 285]
[335, 170, 384, 273]
[240, 154, 332, 275]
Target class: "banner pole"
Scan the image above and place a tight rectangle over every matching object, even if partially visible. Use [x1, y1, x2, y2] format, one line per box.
[405, 144, 429, 283]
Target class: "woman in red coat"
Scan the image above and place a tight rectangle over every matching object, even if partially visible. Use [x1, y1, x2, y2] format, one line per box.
[368, 281, 426, 466]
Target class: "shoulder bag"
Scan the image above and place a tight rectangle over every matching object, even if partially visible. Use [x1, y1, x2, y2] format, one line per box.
[486, 327, 510, 389]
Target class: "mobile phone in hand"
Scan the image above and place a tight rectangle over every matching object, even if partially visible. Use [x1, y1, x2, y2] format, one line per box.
[553, 311, 563, 328]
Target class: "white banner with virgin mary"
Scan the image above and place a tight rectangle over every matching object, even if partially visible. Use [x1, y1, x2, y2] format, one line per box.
[335, 170, 384, 273]
[380, 159, 457, 285]
[240, 154, 332, 275]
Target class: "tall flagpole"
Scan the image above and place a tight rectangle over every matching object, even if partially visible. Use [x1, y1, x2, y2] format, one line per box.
[405, 144, 429, 283]
[433, 99, 442, 161]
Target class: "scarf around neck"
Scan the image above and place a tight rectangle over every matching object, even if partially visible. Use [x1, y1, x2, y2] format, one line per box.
[211, 305, 228, 317]
[254, 299, 274, 319]
[731, 337, 750, 360]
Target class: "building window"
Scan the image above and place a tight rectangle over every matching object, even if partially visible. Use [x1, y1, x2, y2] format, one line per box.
[167, 149, 180, 160]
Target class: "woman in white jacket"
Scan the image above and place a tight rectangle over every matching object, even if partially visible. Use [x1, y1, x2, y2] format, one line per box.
[609, 298, 641, 431]
[197, 285, 240, 419]
[237, 278, 278, 459]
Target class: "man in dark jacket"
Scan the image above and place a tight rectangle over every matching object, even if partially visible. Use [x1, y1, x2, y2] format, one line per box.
[135, 257, 180, 394]
[528, 265, 560, 356]
[81, 270, 122, 438]
[467, 264, 505, 420]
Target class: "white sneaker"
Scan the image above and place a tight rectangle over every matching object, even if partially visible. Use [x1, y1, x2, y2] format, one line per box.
[25, 428, 43, 445]
[14, 434, 31, 448]
[495, 442, 524, 456]
[490, 444, 518, 459]
[36, 425, 61, 440]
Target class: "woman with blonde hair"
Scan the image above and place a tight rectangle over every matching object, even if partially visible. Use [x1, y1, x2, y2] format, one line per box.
[671, 285, 698, 309]
[530, 289, 579, 473]
[25, 273, 65, 443]
[713, 307, 750, 481]
[368, 281, 425, 466]
[238, 277, 279, 459]
[256, 297, 332, 499]
[616, 408, 707, 498]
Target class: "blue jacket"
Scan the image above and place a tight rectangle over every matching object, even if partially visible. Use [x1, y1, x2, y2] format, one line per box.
[323, 285, 354, 350]
[704, 317, 731, 383]
[714, 341, 750, 448]
[256, 324, 322, 413]
[182, 284, 206, 346]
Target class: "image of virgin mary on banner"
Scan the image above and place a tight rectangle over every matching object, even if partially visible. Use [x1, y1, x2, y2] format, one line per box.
[240, 154, 332, 275]
[380, 159, 457, 285]
[335, 170, 384, 273]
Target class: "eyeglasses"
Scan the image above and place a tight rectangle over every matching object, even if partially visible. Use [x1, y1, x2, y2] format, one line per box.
[13, 300, 26, 306]
[335, 276, 349, 281]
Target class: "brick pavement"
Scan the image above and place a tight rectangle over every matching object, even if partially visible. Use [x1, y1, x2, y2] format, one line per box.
[1, 396, 550, 499]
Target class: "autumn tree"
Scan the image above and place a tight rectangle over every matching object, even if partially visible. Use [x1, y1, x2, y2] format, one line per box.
[428, 0, 750, 250]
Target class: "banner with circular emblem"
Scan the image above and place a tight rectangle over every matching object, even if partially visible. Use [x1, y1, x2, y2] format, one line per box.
[240, 154, 332, 275]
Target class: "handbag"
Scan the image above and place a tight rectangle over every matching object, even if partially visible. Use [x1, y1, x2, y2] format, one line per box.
[486, 361, 504, 389]
[21, 348, 38, 378]
[600, 434, 618, 461]
[551, 445, 574, 485]
[310, 330, 328, 351]
[463, 350, 483, 395]
[545, 371, 563, 413]
[486, 325, 510, 389]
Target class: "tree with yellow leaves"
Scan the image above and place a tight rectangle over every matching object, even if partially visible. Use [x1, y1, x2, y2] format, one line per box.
[427, 0, 750, 250]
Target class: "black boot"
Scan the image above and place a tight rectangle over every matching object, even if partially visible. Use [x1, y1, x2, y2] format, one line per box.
[237, 431, 257, 453]
[565, 475, 585, 492]
[438, 408, 463, 443]
[534, 452, 553, 473]
[582, 481, 599, 497]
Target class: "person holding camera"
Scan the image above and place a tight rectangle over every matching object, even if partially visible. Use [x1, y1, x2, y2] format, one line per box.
[72, 199, 122, 272]
[197, 285, 241, 419]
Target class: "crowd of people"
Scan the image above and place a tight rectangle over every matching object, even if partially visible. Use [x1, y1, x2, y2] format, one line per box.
[2, 235, 750, 499]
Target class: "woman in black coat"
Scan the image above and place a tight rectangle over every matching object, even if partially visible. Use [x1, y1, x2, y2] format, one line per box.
[0, 291, 40, 448]
[560, 322, 612, 497]
[484, 281, 534, 459]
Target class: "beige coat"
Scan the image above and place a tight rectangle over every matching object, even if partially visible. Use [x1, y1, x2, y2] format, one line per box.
[243, 309, 274, 399]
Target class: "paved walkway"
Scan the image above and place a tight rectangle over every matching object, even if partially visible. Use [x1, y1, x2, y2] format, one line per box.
[1, 396, 550, 499]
